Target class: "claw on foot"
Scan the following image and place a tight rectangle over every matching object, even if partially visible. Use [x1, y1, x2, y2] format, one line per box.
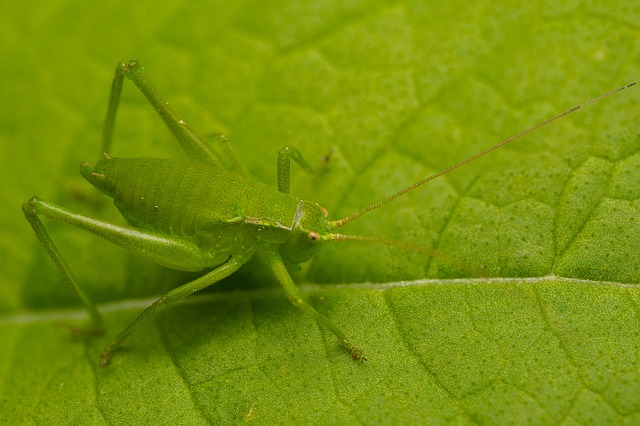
[99, 340, 120, 367]
[99, 352, 110, 367]
[340, 338, 367, 363]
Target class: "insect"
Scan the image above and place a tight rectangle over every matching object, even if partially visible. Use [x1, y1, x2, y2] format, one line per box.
[23, 60, 635, 365]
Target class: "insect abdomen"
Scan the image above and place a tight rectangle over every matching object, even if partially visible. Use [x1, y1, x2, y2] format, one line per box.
[89, 157, 247, 239]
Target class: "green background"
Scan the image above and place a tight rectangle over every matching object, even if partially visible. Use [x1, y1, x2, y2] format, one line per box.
[2, 1, 640, 424]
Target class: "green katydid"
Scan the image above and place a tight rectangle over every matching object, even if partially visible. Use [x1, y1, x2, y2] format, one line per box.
[23, 60, 634, 365]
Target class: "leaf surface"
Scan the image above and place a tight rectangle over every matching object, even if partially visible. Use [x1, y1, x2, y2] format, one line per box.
[1, 1, 639, 424]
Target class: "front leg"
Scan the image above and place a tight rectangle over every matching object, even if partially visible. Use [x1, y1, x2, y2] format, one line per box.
[277, 146, 330, 194]
[260, 247, 366, 362]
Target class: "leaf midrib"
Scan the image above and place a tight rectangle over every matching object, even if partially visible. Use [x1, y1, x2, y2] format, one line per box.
[1, 275, 635, 325]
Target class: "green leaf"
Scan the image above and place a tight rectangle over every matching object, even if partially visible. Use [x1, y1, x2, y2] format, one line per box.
[2, 1, 640, 424]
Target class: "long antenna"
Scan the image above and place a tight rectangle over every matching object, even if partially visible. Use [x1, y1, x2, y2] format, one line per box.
[329, 82, 636, 229]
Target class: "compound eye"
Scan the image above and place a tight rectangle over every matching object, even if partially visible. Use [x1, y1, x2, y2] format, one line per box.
[308, 231, 321, 242]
